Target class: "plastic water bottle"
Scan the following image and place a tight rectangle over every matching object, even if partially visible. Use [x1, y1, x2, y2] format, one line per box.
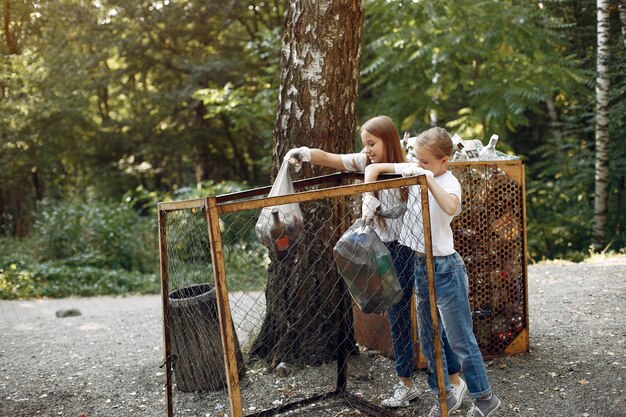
[478, 134, 499, 161]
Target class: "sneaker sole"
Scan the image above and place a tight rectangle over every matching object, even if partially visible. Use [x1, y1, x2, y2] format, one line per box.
[381, 390, 420, 408]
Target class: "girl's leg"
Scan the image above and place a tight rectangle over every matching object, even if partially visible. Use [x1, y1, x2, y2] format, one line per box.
[434, 253, 492, 399]
[386, 242, 415, 379]
[443, 328, 462, 377]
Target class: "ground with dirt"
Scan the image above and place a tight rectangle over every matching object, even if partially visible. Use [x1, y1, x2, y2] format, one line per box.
[1, 257, 624, 417]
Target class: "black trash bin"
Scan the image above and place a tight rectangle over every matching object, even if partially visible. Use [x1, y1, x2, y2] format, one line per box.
[168, 283, 244, 392]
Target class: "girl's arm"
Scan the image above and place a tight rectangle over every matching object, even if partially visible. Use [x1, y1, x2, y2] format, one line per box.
[363, 163, 396, 183]
[399, 164, 459, 216]
[425, 177, 459, 216]
[361, 163, 396, 223]
[309, 149, 346, 171]
[284, 146, 346, 171]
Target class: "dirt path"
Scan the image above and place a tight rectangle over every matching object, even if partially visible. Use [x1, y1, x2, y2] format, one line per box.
[0, 257, 624, 417]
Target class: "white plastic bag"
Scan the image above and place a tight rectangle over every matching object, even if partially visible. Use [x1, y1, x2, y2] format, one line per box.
[255, 161, 304, 260]
[333, 219, 402, 314]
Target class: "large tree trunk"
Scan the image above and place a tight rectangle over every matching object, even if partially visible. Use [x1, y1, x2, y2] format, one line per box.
[592, 0, 611, 250]
[251, 0, 364, 366]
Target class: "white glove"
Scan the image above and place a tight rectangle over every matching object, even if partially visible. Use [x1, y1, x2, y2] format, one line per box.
[362, 193, 381, 224]
[401, 165, 434, 179]
[283, 146, 312, 166]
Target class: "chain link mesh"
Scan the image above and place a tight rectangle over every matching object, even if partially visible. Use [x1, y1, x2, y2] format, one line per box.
[157, 162, 527, 417]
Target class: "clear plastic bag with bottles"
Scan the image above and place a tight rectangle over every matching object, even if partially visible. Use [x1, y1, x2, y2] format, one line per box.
[333, 219, 402, 314]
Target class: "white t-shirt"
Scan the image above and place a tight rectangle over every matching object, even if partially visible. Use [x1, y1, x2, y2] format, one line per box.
[393, 163, 462, 256]
[340, 153, 404, 243]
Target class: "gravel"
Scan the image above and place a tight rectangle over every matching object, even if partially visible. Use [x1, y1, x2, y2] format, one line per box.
[1, 257, 624, 417]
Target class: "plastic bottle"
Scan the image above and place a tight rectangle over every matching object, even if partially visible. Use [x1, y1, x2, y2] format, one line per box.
[478, 134, 499, 161]
[374, 252, 393, 276]
[270, 208, 290, 260]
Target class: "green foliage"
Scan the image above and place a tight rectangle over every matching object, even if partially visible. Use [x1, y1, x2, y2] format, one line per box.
[0, 237, 159, 299]
[0, 263, 159, 300]
[32, 199, 158, 272]
[361, 0, 580, 140]
[520, 0, 626, 259]
[526, 141, 594, 261]
[360, 0, 625, 260]
[1, 0, 284, 236]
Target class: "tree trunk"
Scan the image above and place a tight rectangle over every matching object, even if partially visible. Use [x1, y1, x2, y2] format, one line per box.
[3, 0, 20, 55]
[193, 102, 212, 185]
[592, 0, 611, 251]
[251, 0, 365, 366]
[32, 168, 44, 201]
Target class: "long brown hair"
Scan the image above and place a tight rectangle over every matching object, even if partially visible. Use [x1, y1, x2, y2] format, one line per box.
[360, 116, 409, 222]
[360, 115, 406, 165]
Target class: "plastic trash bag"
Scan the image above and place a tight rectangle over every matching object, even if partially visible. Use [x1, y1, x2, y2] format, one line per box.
[333, 219, 402, 314]
[255, 161, 304, 260]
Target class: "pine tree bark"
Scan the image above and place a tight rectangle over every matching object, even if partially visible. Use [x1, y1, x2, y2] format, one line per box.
[251, 0, 364, 366]
[592, 0, 611, 251]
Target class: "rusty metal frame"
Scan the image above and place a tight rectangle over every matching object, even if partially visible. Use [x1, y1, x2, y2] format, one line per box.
[157, 173, 445, 417]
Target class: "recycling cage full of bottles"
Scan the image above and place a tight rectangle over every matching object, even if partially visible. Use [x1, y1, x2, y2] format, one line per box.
[353, 159, 529, 362]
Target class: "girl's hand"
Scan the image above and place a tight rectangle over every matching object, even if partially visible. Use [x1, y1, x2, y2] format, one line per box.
[401, 164, 434, 179]
[283, 147, 311, 171]
[361, 193, 381, 224]
[283, 147, 311, 164]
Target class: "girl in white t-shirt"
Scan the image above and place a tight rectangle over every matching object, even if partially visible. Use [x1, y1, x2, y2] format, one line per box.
[284, 116, 461, 409]
[363, 127, 501, 417]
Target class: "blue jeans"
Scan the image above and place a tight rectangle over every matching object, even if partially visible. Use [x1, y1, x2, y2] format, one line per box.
[414, 252, 492, 398]
[386, 242, 461, 379]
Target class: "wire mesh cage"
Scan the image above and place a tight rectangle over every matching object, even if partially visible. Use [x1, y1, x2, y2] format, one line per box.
[157, 173, 451, 417]
[450, 160, 528, 357]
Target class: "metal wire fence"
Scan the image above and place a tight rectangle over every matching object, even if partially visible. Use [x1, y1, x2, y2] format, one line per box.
[156, 161, 528, 417]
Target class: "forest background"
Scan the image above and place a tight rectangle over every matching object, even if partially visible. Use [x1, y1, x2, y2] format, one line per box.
[0, 0, 624, 299]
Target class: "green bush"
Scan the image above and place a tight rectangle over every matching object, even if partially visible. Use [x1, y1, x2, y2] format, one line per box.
[32, 199, 158, 272]
[0, 182, 268, 299]
[0, 261, 159, 299]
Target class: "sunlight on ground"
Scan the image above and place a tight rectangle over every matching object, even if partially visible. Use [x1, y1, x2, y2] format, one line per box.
[537, 252, 626, 266]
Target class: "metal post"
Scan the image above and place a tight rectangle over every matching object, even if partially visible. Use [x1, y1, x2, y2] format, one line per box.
[335, 196, 349, 393]
[158, 208, 173, 417]
[205, 197, 244, 417]
[420, 178, 449, 417]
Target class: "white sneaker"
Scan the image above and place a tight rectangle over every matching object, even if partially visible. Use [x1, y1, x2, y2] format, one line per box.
[451, 378, 467, 408]
[381, 382, 420, 407]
